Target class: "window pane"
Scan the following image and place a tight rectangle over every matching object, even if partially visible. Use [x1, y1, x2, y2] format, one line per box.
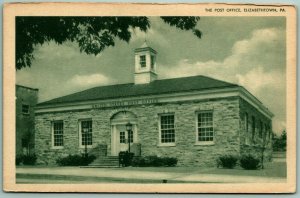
[53, 121, 63, 147]
[128, 130, 133, 143]
[81, 120, 92, 145]
[252, 116, 255, 141]
[160, 115, 175, 143]
[151, 55, 155, 69]
[120, 131, 125, 143]
[140, 55, 146, 67]
[198, 112, 214, 142]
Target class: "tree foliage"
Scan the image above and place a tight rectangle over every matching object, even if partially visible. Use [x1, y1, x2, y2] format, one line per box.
[16, 16, 201, 70]
[272, 130, 287, 151]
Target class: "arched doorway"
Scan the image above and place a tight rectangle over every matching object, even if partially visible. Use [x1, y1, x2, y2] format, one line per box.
[110, 111, 138, 156]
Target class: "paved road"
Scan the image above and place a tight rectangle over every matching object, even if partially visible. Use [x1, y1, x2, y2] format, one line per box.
[16, 167, 286, 184]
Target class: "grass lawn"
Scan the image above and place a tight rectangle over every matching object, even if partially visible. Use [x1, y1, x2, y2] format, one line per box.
[120, 161, 286, 178]
[200, 162, 286, 177]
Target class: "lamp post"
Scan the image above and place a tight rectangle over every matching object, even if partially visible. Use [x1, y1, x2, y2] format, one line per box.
[126, 122, 133, 153]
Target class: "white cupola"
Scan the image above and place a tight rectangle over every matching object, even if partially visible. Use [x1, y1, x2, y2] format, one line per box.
[134, 42, 157, 84]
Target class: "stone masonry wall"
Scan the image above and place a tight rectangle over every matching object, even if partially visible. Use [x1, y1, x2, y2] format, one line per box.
[35, 97, 241, 166]
[16, 85, 38, 156]
[239, 98, 273, 161]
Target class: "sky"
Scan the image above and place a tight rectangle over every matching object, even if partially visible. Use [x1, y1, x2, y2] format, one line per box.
[16, 17, 286, 134]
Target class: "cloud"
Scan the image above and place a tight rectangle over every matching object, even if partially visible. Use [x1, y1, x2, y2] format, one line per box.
[34, 41, 79, 60]
[160, 27, 286, 134]
[236, 67, 284, 94]
[160, 27, 285, 92]
[68, 73, 114, 87]
[129, 18, 169, 46]
[34, 73, 115, 103]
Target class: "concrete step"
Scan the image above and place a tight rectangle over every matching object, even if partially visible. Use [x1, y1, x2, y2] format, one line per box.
[82, 165, 120, 168]
[89, 156, 119, 167]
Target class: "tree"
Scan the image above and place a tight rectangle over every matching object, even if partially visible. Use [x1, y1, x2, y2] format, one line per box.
[272, 130, 287, 152]
[16, 17, 202, 70]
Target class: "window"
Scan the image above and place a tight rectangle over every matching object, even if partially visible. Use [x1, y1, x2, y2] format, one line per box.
[22, 104, 29, 114]
[160, 114, 175, 144]
[120, 131, 133, 143]
[140, 55, 146, 68]
[52, 121, 63, 147]
[197, 112, 214, 142]
[120, 131, 125, 143]
[259, 120, 263, 138]
[128, 130, 133, 143]
[264, 124, 268, 140]
[150, 55, 155, 69]
[252, 116, 255, 141]
[244, 113, 249, 144]
[80, 120, 92, 146]
[245, 113, 248, 132]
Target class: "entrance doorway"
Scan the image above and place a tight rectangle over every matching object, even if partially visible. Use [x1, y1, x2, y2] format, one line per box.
[110, 111, 138, 156]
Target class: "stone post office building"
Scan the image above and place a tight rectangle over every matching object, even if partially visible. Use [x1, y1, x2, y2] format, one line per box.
[35, 43, 274, 166]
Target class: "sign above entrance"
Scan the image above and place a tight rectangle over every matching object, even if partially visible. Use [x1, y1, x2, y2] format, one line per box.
[92, 98, 159, 109]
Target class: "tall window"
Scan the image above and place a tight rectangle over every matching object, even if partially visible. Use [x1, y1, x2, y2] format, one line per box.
[259, 120, 263, 138]
[150, 55, 155, 69]
[140, 55, 146, 68]
[252, 116, 255, 141]
[197, 111, 214, 142]
[120, 131, 125, 143]
[53, 121, 63, 147]
[22, 104, 29, 114]
[245, 113, 249, 132]
[128, 130, 133, 143]
[264, 124, 267, 140]
[244, 113, 249, 144]
[160, 114, 175, 143]
[80, 120, 92, 146]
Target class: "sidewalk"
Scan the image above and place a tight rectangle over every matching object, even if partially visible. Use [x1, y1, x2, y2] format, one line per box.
[16, 166, 287, 183]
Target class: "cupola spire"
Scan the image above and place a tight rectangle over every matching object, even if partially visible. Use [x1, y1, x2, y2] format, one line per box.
[134, 42, 157, 84]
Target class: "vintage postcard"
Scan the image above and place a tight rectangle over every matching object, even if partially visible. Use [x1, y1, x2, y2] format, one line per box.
[3, 3, 296, 193]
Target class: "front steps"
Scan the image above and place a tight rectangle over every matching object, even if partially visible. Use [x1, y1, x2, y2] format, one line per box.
[88, 156, 119, 167]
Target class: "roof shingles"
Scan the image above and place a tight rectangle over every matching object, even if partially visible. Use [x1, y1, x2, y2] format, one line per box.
[38, 75, 237, 106]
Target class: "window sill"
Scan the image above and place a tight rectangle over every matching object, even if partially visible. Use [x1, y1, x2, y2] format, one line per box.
[79, 145, 93, 149]
[157, 143, 176, 147]
[51, 146, 64, 149]
[194, 142, 215, 146]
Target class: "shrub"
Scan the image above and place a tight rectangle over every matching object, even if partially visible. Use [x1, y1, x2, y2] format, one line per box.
[16, 154, 23, 165]
[22, 154, 37, 165]
[144, 155, 162, 166]
[131, 156, 146, 167]
[217, 155, 238, 169]
[16, 154, 37, 165]
[119, 151, 134, 167]
[56, 154, 96, 166]
[240, 154, 260, 170]
[131, 156, 177, 167]
[163, 157, 178, 166]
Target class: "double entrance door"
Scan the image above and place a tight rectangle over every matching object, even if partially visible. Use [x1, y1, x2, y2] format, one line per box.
[111, 124, 137, 156]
